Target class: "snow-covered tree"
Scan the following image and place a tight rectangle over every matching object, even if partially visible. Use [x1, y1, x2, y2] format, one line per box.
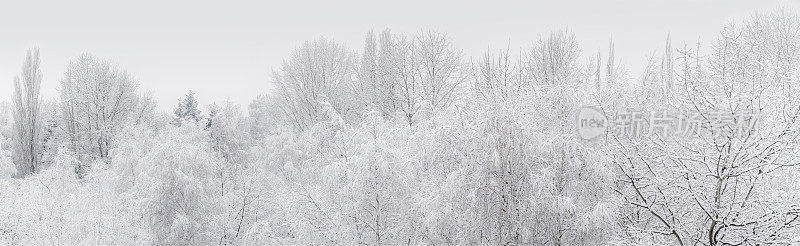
[174, 90, 203, 125]
[133, 91, 158, 127]
[614, 10, 800, 245]
[246, 94, 282, 139]
[473, 47, 523, 103]
[359, 30, 380, 110]
[376, 29, 400, 117]
[208, 102, 250, 164]
[525, 29, 581, 86]
[273, 37, 358, 131]
[391, 33, 421, 126]
[40, 100, 61, 169]
[414, 30, 465, 112]
[111, 123, 226, 245]
[60, 53, 139, 164]
[11, 48, 43, 176]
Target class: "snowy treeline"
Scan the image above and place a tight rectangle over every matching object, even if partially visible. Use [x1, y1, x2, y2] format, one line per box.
[2, 9, 800, 245]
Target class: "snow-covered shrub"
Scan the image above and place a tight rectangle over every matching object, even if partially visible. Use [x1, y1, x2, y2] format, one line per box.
[0, 145, 14, 179]
[0, 101, 14, 179]
[0, 148, 143, 245]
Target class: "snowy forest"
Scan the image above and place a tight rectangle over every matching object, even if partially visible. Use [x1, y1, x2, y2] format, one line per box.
[2, 7, 800, 246]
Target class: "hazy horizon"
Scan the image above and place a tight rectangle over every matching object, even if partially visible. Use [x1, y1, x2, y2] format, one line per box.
[1, 0, 795, 112]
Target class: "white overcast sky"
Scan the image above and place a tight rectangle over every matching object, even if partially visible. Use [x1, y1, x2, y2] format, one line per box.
[0, 0, 796, 111]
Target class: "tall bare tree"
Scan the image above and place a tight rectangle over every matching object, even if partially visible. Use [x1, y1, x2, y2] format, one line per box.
[394, 34, 421, 126]
[525, 29, 580, 86]
[273, 38, 357, 131]
[359, 30, 379, 110]
[414, 30, 465, 112]
[11, 48, 43, 176]
[473, 46, 523, 103]
[60, 53, 139, 164]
